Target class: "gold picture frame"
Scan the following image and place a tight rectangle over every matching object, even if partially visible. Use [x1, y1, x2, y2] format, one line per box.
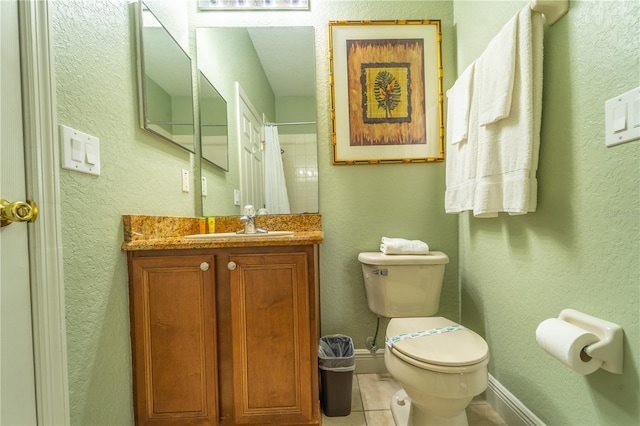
[329, 20, 444, 165]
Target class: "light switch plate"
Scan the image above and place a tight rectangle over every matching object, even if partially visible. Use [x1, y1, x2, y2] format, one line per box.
[605, 87, 640, 147]
[234, 189, 241, 206]
[201, 176, 208, 196]
[60, 125, 101, 175]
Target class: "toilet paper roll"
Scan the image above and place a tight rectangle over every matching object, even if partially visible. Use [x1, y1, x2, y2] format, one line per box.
[535, 318, 603, 375]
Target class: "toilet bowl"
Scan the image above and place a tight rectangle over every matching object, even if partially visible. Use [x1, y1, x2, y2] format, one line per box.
[358, 251, 490, 426]
[385, 317, 489, 426]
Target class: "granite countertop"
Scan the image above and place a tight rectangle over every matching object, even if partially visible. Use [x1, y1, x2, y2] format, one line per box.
[121, 214, 323, 251]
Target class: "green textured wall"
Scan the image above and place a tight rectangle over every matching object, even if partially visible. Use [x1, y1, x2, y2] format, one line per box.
[314, 2, 459, 351]
[53, 1, 456, 423]
[52, 0, 194, 424]
[194, 0, 460, 348]
[276, 96, 316, 135]
[170, 95, 194, 136]
[454, 1, 640, 424]
[51, 0, 640, 424]
[144, 76, 172, 133]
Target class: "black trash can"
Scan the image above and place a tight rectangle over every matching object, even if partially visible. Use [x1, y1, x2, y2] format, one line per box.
[318, 334, 355, 417]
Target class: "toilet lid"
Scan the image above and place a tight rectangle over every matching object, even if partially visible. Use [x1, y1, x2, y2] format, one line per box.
[386, 317, 489, 367]
[358, 251, 449, 265]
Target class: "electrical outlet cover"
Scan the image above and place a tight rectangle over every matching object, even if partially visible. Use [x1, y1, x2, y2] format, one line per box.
[181, 169, 190, 192]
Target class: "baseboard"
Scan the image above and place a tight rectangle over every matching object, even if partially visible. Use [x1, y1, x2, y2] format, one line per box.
[354, 348, 387, 374]
[486, 374, 545, 426]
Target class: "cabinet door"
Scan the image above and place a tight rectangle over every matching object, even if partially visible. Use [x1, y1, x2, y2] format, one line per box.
[228, 252, 315, 425]
[130, 255, 217, 425]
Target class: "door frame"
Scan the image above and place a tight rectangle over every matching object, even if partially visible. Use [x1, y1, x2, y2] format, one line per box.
[18, 0, 70, 424]
[235, 82, 264, 210]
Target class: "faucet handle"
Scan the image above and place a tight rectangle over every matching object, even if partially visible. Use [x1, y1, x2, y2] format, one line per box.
[243, 205, 255, 216]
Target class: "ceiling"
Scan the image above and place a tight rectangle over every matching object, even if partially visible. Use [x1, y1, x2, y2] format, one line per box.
[143, 24, 316, 99]
[246, 27, 316, 97]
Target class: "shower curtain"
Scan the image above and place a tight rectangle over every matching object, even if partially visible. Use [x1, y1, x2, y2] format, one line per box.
[263, 124, 291, 214]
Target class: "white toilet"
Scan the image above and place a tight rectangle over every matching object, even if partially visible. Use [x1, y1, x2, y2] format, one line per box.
[358, 251, 489, 426]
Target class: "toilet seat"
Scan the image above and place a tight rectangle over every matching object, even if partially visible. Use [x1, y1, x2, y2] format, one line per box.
[386, 317, 489, 373]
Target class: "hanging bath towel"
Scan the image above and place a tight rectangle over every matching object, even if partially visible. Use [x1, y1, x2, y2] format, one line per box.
[473, 5, 544, 217]
[445, 62, 478, 213]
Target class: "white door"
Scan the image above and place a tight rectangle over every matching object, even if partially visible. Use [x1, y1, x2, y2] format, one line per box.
[0, 0, 39, 424]
[236, 84, 264, 210]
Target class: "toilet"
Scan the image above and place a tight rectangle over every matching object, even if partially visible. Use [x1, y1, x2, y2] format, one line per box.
[358, 251, 489, 426]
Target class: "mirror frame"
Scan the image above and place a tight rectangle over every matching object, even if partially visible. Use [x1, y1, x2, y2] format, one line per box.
[134, 0, 196, 153]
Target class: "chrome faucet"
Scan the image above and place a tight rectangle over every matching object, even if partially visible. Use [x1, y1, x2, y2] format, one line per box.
[238, 205, 267, 234]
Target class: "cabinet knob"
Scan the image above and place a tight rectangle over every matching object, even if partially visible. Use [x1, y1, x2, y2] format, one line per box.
[200, 262, 210, 271]
[227, 261, 236, 271]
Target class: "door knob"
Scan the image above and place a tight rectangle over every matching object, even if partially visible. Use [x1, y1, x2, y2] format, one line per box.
[0, 198, 38, 227]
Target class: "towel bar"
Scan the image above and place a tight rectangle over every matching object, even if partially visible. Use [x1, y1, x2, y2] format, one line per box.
[530, 0, 569, 25]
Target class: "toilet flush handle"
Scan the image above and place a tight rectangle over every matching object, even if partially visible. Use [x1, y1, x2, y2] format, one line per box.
[372, 269, 388, 276]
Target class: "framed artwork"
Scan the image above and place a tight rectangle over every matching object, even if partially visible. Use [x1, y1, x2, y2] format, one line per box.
[329, 20, 444, 165]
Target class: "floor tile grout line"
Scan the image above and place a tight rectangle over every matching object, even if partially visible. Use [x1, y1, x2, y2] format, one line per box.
[355, 374, 369, 425]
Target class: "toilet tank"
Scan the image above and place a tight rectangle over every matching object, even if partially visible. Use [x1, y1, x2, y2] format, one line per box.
[358, 251, 449, 317]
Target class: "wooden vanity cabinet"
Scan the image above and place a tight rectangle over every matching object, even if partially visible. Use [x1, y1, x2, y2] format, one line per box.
[225, 247, 318, 425]
[128, 245, 320, 426]
[128, 253, 218, 425]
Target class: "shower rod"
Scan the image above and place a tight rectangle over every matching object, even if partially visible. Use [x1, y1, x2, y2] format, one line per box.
[265, 121, 316, 126]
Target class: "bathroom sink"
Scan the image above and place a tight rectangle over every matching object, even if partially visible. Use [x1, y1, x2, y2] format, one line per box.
[184, 231, 294, 239]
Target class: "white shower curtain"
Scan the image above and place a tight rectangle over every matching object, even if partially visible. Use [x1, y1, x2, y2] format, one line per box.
[263, 124, 291, 214]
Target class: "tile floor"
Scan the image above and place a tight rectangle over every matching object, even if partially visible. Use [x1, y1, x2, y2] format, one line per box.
[322, 373, 507, 426]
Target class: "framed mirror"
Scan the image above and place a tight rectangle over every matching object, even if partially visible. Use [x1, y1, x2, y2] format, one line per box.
[196, 26, 318, 216]
[135, 1, 195, 152]
[198, 71, 229, 171]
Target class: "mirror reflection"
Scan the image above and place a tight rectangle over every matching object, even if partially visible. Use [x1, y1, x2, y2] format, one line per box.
[136, 1, 195, 152]
[196, 26, 318, 216]
[198, 71, 229, 171]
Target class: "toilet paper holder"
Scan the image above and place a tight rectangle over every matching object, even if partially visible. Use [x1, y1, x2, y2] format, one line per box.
[558, 308, 624, 374]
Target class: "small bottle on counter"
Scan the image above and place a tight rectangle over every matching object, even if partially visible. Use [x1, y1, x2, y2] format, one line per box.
[207, 216, 216, 233]
[198, 217, 207, 234]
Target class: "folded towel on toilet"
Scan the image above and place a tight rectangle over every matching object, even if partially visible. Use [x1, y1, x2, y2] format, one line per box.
[380, 237, 430, 255]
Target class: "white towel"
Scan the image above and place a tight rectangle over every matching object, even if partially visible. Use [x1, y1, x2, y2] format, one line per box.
[526, 4, 544, 215]
[445, 64, 479, 213]
[477, 13, 518, 126]
[473, 5, 543, 217]
[380, 237, 430, 255]
[446, 62, 475, 145]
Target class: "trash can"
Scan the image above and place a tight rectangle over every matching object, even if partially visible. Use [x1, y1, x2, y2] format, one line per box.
[318, 334, 355, 417]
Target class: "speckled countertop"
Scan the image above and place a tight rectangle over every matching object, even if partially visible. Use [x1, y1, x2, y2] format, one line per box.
[121, 214, 323, 251]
